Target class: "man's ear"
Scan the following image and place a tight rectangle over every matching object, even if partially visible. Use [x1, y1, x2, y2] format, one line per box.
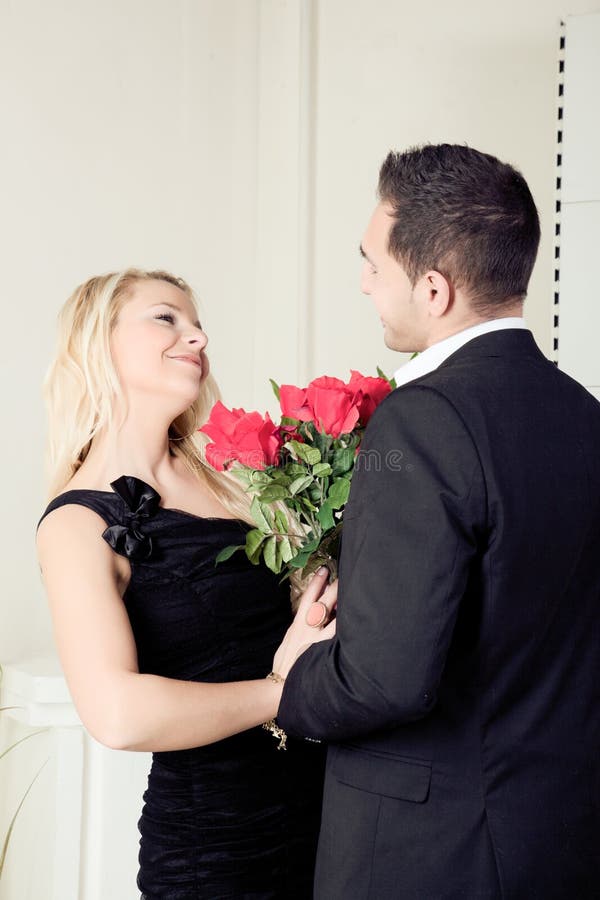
[416, 270, 453, 318]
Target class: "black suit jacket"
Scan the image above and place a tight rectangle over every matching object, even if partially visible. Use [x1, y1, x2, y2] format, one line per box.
[278, 330, 600, 900]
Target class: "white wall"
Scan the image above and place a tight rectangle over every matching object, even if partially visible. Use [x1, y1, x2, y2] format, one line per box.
[1, 0, 599, 725]
[557, 11, 600, 399]
[0, 0, 261, 661]
[2, 1, 600, 896]
[308, 0, 598, 379]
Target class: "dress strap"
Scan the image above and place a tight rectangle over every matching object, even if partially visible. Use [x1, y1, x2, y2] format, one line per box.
[37, 476, 162, 562]
[37, 489, 121, 531]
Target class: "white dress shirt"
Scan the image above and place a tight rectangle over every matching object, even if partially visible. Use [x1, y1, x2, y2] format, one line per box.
[393, 318, 529, 387]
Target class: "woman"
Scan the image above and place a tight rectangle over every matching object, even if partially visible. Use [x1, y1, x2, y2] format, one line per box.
[37, 269, 336, 899]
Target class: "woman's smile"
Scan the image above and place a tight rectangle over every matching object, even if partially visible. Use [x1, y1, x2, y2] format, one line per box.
[167, 353, 203, 370]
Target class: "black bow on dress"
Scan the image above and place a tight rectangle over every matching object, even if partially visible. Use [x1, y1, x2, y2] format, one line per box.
[102, 475, 161, 561]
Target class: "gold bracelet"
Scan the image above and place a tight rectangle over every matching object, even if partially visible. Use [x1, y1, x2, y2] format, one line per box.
[263, 672, 287, 749]
[262, 719, 287, 750]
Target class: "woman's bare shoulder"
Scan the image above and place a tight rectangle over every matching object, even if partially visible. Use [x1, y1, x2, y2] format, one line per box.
[37, 500, 130, 594]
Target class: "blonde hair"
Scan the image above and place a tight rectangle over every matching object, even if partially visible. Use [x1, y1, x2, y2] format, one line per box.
[44, 268, 253, 521]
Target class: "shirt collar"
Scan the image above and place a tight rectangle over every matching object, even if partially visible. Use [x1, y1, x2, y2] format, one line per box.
[393, 318, 529, 387]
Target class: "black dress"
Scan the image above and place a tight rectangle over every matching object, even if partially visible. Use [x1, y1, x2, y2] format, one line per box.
[39, 476, 325, 899]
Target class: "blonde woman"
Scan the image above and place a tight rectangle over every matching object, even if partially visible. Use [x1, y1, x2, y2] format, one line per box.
[37, 269, 336, 899]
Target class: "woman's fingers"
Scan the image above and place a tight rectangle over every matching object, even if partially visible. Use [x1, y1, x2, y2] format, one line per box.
[323, 579, 338, 611]
[297, 566, 331, 615]
[273, 572, 338, 677]
[315, 618, 336, 642]
[304, 579, 338, 627]
[305, 599, 329, 627]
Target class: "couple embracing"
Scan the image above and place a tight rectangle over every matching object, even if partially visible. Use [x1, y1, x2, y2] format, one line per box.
[37, 144, 600, 899]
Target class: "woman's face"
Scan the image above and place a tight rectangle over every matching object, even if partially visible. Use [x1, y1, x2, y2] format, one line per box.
[110, 279, 209, 411]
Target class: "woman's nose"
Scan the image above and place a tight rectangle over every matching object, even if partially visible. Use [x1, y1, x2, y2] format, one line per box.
[186, 327, 208, 349]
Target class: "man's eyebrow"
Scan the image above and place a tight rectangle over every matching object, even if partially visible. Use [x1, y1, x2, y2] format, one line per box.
[359, 244, 375, 265]
[151, 302, 202, 329]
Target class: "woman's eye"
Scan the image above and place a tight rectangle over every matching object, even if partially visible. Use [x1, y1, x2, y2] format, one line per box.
[155, 312, 175, 324]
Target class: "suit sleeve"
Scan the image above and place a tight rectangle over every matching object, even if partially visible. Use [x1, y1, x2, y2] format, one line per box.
[277, 384, 487, 741]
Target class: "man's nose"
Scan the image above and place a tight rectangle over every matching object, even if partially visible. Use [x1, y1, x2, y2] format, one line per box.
[360, 266, 372, 295]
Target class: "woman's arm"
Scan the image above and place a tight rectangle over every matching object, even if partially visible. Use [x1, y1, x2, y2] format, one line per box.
[37, 504, 330, 752]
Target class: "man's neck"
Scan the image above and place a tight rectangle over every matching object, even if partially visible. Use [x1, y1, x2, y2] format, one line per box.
[393, 314, 529, 386]
[423, 304, 524, 350]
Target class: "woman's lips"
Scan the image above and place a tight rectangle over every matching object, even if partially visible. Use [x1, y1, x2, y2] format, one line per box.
[169, 355, 203, 369]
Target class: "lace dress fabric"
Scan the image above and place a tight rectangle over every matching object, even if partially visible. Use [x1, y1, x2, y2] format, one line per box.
[39, 476, 325, 899]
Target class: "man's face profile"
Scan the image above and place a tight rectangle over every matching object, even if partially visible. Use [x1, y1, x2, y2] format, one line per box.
[360, 203, 424, 353]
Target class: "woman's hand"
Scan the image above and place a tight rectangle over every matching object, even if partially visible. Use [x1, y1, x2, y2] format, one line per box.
[273, 567, 338, 680]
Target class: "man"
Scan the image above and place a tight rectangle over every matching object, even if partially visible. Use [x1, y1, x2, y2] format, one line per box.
[276, 144, 600, 899]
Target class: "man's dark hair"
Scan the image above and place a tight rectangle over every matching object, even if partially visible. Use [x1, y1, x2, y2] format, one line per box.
[377, 144, 541, 312]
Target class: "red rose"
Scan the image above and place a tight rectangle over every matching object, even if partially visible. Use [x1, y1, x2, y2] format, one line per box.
[348, 370, 392, 425]
[279, 384, 313, 421]
[200, 402, 283, 471]
[305, 375, 361, 437]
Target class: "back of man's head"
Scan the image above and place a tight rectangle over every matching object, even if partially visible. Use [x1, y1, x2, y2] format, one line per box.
[378, 144, 541, 313]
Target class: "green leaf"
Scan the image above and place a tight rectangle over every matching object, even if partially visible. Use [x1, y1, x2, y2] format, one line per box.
[214, 544, 244, 565]
[273, 509, 289, 533]
[316, 502, 335, 531]
[331, 446, 355, 476]
[312, 462, 332, 477]
[246, 529, 266, 564]
[328, 477, 351, 509]
[275, 536, 295, 571]
[274, 538, 284, 572]
[305, 447, 322, 465]
[232, 467, 253, 488]
[270, 378, 281, 402]
[299, 537, 320, 554]
[248, 471, 273, 487]
[296, 495, 318, 512]
[250, 497, 272, 533]
[376, 365, 397, 388]
[287, 535, 320, 570]
[289, 474, 314, 496]
[312, 430, 333, 459]
[263, 535, 280, 573]
[279, 536, 294, 563]
[287, 440, 321, 466]
[268, 469, 293, 486]
[284, 440, 301, 460]
[288, 551, 311, 569]
[303, 421, 319, 441]
[258, 484, 289, 503]
[283, 462, 307, 477]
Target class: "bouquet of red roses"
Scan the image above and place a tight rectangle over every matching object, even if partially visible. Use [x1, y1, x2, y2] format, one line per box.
[200, 370, 394, 580]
